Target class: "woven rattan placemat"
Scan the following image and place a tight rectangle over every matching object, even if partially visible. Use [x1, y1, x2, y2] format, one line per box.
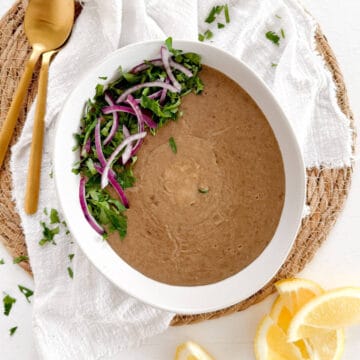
[0, 0, 355, 326]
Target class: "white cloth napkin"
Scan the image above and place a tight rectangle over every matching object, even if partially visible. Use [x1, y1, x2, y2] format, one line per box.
[10, 0, 352, 359]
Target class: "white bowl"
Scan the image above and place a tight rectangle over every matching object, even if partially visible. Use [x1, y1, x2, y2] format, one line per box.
[54, 40, 305, 314]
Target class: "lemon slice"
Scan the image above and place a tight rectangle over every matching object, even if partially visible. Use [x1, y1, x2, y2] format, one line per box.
[304, 328, 345, 360]
[288, 287, 360, 342]
[174, 341, 215, 360]
[254, 314, 303, 360]
[275, 278, 324, 313]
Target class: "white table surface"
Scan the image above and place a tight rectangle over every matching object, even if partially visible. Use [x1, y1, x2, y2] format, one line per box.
[1, 1, 359, 359]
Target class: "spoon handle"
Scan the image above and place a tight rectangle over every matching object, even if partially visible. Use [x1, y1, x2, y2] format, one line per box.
[0, 46, 43, 167]
[24, 50, 56, 215]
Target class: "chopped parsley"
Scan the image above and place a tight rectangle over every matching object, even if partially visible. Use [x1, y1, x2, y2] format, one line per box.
[169, 137, 177, 154]
[217, 22, 225, 29]
[43, 208, 48, 216]
[3, 294, 16, 316]
[18, 285, 33, 303]
[13, 255, 29, 264]
[68, 254, 75, 261]
[198, 187, 209, 194]
[39, 222, 59, 246]
[50, 208, 60, 224]
[271, 62, 278, 67]
[9, 326, 18, 336]
[98, 76, 107, 80]
[67, 267, 74, 279]
[205, 5, 224, 23]
[265, 31, 281, 46]
[280, 28, 285, 38]
[0, 258, 4, 265]
[224, 4, 230, 23]
[198, 30, 214, 42]
[49, 169, 53, 178]
[275, 14, 282, 19]
[74, 38, 203, 239]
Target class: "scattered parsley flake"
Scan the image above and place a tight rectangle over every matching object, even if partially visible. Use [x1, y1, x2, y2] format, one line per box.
[68, 254, 75, 261]
[198, 188, 209, 194]
[281, 28, 285, 38]
[217, 22, 225, 29]
[169, 137, 177, 154]
[205, 5, 224, 23]
[275, 14, 282, 19]
[49, 169, 53, 178]
[18, 285, 33, 303]
[98, 76, 107, 80]
[204, 29, 213, 40]
[3, 294, 16, 316]
[39, 222, 59, 246]
[66, 230, 70, 235]
[9, 326, 18, 336]
[43, 208, 48, 216]
[67, 267, 74, 279]
[198, 33, 205, 42]
[13, 256, 29, 264]
[271, 62, 278, 67]
[265, 31, 280, 46]
[224, 4, 230, 23]
[0, 258, 4, 265]
[50, 208, 60, 224]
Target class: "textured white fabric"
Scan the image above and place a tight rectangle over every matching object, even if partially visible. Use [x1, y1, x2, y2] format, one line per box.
[9, 0, 352, 359]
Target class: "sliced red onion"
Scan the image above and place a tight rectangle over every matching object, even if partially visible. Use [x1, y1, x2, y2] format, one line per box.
[160, 78, 169, 104]
[103, 93, 119, 145]
[116, 81, 179, 104]
[134, 89, 162, 104]
[130, 58, 162, 73]
[169, 59, 193, 77]
[93, 163, 129, 208]
[131, 58, 193, 78]
[101, 131, 147, 189]
[126, 95, 145, 158]
[95, 119, 106, 166]
[121, 125, 132, 165]
[102, 105, 157, 129]
[81, 138, 91, 157]
[95, 119, 129, 207]
[79, 177, 104, 235]
[160, 45, 181, 91]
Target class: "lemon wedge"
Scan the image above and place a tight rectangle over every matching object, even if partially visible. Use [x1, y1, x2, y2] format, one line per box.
[174, 341, 215, 360]
[254, 314, 303, 360]
[288, 287, 360, 342]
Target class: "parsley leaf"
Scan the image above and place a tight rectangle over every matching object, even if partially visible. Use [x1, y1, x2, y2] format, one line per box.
[50, 208, 60, 224]
[224, 4, 230, 23]
[205, 5, 224, 23]
[169, 137, 177, 154]
[67, 267, 74, 279]
[198, 187, 209, 194]
[9, 326, 17, 336]
[18, 285, 33, 303]
[217, 22, 225, 29]
[265, 31, 281, 46]
[198, 30, 213, 42]
[39, 222, 59, 246]
[3, 294, 16, 316]
[0, 258, 4, 265]
[198, 33, 205, 42]
[13, 256, 29, 264]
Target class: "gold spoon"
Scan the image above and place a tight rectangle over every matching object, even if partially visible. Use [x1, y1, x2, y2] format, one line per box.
[24, 50, 58, 215]
[0, 0, 75, 167]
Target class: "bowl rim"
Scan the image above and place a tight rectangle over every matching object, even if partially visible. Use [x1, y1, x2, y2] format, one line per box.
[54, 39, 306, 314]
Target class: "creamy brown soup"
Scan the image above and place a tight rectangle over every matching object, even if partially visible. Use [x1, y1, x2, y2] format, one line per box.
[107, 65, 285, 286]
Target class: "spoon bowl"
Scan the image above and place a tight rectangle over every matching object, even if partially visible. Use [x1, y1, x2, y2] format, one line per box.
[0, 0, 75, 166]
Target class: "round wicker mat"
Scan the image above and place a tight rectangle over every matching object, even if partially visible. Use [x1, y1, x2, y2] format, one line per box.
[0, 0, 355, 326]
